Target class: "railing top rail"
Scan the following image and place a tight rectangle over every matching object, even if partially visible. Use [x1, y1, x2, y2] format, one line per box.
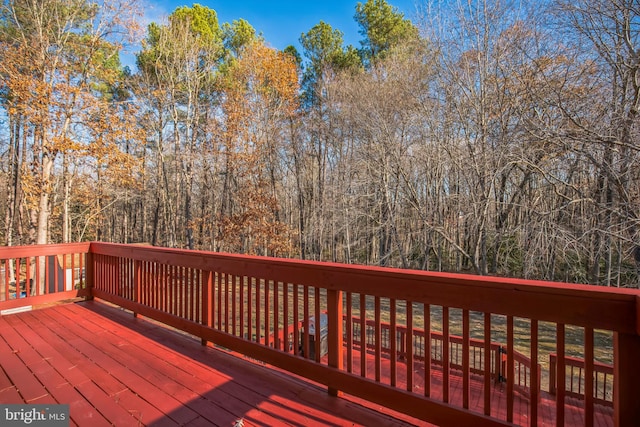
[0, 242, 91, 259]
[90, 242, 640, 334]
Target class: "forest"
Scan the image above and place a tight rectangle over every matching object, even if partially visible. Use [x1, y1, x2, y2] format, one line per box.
[0, 0, 639, 287]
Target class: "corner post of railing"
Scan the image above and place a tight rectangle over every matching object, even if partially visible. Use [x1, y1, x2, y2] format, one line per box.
[613, 295, 640, 427]
[327, 287, 344, 397]
[133, 259, 142, 318]
[201, 270, 213, 346]
[85, 248, 95, 300]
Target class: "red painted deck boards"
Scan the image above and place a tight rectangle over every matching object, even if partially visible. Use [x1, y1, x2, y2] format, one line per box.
[0, 301, 424, 426]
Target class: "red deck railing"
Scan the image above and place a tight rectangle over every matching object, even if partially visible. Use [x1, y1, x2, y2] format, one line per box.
[0, 242, 638, 427]
[0, 243, 91, 313]
[549, 354, 614, 407]
[348, 316, 536, 390]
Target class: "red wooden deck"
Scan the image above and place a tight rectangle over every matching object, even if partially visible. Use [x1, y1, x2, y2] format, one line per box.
[0, 300, 615, 427]
[1, 243, 638, 426]
[0, 301, 426, 427]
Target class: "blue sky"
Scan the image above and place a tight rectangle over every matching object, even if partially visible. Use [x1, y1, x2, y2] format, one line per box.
[143, 0, 419, 52]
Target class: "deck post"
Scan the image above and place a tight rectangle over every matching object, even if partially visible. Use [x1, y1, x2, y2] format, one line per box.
[327, 288, 343, 397]
[614, 296, 640, 427]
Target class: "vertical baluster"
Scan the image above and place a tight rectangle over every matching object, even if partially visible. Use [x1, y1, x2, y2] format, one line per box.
[174, 266, 184, 316]
[63, 253, 68, 293]
[507, 316, 514, 423]
[443, 306, 450, 403]
[4, 259, 9, 300]
[346, 292, 353, 373]
[110, 256, 115, 303]
[360, 293, 366, 377]
[283, 282, 289, 351]
[169, 265, 174, 315]
[173, 265, 179, 316]
[188, 267, 194, 320]
[140, 261, 145, 307]
[228, 274, 234, 334]
[425, 303, 431, 397]
[71, 253, 75, 293]
[239, 276, 245, 339]
[172, 264, 177, 314]
[256, 278, 262, 344]
[155, 262, 160, 310]
[217, 272, 223, 330]
[163, 264, 168, 312]
[584, 327, 594, 427]
[224, 273, 230, 334]
[375, 296, 381, 382]
[169, 263, 173, 314]
[484, 312, 491, 416]
[179, 265, 184, 317]
[162, 264, 170, 314]
[406, 301, 413, 392]
[237, 275, 242, 336]
[198, 269, 203, 322]
[158, 264, 166, 313]
[152, 262, 157, 310]
[246, 276, 253, 341]
[116, 259, 121, 298]
[218, 273, 228, 332]
[273, 281, 280, 349]
[463, 309, 470, 409]
[77, 254, 83, 298]
[45, 255, 51, 295]
[530, 319, 539, 426]
[195, 269, 200, 323]
[192, 269, 199, 322]
[303, 285, 309, 358]
[314, 286, 321, 363]
[133, 259, 141, 318]
[181, 265, 186, 318]
[150, 262, 155, 310]
[127, 258, 132, 300]
[293, 284, 299, 354]
[55, 255, 61, 295]
[390, 298, 396, 387]
[25, 256, 31, 297]
[15, 258, 21, 298]
[151, 262, 156, 310]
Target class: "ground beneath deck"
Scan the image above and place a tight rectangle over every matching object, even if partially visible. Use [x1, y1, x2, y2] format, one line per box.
[0, 301, 426, 427]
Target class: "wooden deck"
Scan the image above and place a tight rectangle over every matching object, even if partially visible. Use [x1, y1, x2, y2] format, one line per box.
[0, 300, 615, 427]
[0, 301, 424, 426]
